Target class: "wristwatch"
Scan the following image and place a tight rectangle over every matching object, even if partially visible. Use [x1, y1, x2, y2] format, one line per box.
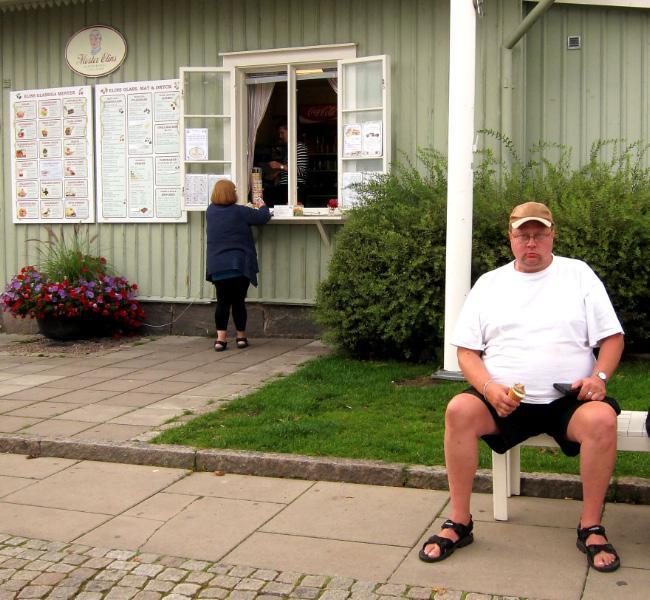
[595, 370, 608, 382]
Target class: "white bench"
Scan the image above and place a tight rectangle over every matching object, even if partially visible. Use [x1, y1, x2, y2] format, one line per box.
[492, 410, 650, 520]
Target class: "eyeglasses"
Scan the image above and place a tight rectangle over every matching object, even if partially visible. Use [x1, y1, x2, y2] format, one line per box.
[511, 232, 553, 244]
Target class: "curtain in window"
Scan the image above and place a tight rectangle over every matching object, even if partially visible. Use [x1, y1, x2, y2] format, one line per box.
[247, 83, 275, 177]
[327, 77, 338, 94]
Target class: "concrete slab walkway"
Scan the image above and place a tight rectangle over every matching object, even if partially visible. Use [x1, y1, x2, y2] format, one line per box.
[0, 335, 326, 443]
[0, 334, 648, 599]
[0, 454, 647, 600]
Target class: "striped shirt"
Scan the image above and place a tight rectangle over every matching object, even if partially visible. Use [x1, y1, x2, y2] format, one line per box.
[277, 141, 309, 186]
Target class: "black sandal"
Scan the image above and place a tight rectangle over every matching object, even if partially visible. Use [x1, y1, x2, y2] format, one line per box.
[418, 517, 474, 563]
[236, 337, 249, 349]
[214, 340, 227, 352]
[576, 524, 621, 573]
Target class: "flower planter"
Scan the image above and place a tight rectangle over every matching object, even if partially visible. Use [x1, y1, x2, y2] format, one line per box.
[37, 317, 109, 341]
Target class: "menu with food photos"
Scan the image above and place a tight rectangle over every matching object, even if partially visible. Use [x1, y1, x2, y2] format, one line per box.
[95, 79, 186, 223]
[11, 86, 94, 223]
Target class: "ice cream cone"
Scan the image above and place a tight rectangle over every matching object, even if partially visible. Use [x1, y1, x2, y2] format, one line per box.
[508, 383, 525, 404]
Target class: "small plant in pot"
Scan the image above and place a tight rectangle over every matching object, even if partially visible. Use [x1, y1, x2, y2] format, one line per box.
[0, 225, 145, 341]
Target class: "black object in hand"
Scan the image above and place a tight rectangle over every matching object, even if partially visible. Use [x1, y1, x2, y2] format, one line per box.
[553, 383, 580, 397]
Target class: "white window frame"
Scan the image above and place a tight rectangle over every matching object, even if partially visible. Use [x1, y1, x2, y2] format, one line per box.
[338, 55, 391, 210]
[179, 66, 236, 211]
[223, 44, 367, 215]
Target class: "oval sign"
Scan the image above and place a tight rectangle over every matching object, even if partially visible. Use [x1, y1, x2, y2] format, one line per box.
[65, 25, 127, 78]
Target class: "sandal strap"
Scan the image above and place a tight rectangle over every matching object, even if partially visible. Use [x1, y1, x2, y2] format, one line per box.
[578, 524, 607, 542]
[441, 518, 473, 538]
[585, 543, 617, 556]
[422, 534, 454, 553]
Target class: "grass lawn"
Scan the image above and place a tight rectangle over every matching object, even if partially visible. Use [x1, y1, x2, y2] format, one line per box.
[153, 356, 650, 479]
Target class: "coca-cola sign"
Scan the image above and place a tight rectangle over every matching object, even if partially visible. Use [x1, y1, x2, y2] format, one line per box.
[299, 104, 337, 124]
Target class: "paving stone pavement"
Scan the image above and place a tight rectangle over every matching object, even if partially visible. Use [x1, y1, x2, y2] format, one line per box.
[0, 534, 492, 600]
[0, 335, 648, 600]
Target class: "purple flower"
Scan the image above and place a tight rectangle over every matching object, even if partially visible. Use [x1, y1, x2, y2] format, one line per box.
[86, 291, 95, 299]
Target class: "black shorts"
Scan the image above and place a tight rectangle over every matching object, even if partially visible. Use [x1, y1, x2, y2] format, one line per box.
[465, 387, 621, 457]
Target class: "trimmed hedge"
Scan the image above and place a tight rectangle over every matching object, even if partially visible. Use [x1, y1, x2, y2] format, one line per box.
[315, 141, 650, 361]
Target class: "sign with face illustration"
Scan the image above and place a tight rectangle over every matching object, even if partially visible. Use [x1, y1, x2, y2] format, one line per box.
[65, 25, 127, 78]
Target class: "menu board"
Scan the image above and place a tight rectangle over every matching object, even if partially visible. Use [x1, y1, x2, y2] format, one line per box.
[95, 79, 186, 223]
[10, 86, 94, 223]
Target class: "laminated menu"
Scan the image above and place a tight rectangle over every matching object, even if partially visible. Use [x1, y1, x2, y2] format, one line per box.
[10, 86, 94, 223]
[95, 79, 185, 223]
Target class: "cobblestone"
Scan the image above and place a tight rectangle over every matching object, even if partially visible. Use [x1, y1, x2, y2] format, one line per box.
[320, 591, 350, 600]
[406, 588, 432, 600]
[300, 576, 328, 589]
[171, 583, 200, 595]
[198, 587, 229, 599]
[229, 566, 255, 579]
[186, 571, 213, 585]
[0, 534, 478, 600]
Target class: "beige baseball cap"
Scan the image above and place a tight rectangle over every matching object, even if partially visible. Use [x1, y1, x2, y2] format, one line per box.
[509, 201, 554, 229]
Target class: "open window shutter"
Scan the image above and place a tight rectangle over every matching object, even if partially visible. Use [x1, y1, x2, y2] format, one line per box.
[180, 67, 236, 211]
[337, 55, 390, 209]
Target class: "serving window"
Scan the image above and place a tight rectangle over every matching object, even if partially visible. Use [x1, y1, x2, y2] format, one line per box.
[181, 45, 390, 216]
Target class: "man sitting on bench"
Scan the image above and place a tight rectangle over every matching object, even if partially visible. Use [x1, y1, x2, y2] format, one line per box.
[419, 201, 625, 573]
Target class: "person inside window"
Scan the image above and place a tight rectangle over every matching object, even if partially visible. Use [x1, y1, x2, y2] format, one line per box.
[266, 119, 309, 207]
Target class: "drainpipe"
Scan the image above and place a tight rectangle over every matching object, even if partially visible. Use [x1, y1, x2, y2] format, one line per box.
[502, 1, 556, 158]
[505, 0, 556, 50]
[437, 0, 477, 378]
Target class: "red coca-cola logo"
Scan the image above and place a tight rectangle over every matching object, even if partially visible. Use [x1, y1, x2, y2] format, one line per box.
[299, 104, 336, 123]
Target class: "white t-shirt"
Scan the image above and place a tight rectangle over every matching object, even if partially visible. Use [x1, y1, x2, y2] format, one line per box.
[451, 256, 623, 404]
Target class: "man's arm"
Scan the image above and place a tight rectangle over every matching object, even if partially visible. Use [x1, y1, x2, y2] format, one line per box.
[457, 347, 519, 417]
[573, 332, 624, 402]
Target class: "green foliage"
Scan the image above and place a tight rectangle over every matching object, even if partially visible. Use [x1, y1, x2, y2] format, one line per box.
[316, 139, 650, 360]
[315, 149, 448, 361]
[29, 225, 112, 282]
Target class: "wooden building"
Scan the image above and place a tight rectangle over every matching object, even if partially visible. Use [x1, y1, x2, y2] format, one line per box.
[1, 0, 648, 337]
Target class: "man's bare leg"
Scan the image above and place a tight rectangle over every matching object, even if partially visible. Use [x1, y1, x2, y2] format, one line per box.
[422, 393, 498, 559]
[567, 402, 618, 569]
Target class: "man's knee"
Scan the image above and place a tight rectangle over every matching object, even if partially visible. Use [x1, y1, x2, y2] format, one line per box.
[571, 402, 617, 444]
[446, 394, 484, 429]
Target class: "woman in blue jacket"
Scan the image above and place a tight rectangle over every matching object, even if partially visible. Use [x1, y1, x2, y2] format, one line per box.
[206, 180, 271, 351]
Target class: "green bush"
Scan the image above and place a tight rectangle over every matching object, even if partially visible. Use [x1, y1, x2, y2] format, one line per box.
[315, 140, 650, 360]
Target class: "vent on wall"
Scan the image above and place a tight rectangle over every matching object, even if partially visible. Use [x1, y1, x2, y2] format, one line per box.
[567, 35, 581, 50]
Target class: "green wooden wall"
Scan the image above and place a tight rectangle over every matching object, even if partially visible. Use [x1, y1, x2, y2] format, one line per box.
[525, 2, 650, 166]
[4, 1, 648, 304]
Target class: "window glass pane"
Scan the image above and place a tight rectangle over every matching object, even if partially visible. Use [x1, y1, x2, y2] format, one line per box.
[342, 60, 382, 110]
[183, 71, 231, 115]
[184, 116, 231, 162]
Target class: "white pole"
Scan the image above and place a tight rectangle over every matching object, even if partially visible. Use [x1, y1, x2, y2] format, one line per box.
[441, 0, 476, 374]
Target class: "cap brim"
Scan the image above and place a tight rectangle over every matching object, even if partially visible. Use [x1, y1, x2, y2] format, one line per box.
[510, 216, 552, 229]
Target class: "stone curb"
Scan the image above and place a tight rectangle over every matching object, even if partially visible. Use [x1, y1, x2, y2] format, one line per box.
[0, 434, 648, 504]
